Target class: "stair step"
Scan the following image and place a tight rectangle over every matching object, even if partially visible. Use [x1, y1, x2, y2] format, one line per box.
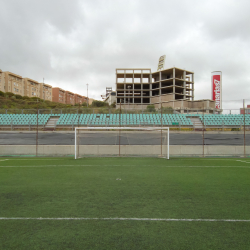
[44, 116, 60, 130]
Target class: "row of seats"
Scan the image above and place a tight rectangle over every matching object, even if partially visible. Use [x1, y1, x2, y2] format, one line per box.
[192, 114, 250, 126]
[57, 114, 193, 126]
[0, 114, 250, 126]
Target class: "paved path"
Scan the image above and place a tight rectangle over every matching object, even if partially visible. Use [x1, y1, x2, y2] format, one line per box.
[0, 132, 250, 145]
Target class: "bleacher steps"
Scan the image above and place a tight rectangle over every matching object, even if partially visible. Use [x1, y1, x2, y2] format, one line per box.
[44, 116, 60, 131]
[189, 117, 204, 130]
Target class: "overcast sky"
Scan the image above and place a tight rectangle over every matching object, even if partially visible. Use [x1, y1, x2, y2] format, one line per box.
[0, 0, 249, 111]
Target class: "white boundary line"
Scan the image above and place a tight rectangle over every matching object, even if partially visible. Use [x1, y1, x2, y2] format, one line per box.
[0, 217, 249, 222]
[0, 159, 66, 161]
[236, 160, 250, 163]
[0, 165, 249, 168]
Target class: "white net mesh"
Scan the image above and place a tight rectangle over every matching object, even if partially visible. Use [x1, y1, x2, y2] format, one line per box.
[75, 127, 169, 159]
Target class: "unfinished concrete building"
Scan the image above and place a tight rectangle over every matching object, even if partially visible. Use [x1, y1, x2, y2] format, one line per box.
[116, 68, 151, 107]
[115, 67, 216, 113]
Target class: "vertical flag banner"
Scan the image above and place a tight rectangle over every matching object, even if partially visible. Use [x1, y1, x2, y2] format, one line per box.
[211, 71, 222, 109]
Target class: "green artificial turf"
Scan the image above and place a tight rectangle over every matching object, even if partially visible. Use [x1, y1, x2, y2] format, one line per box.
[0, 157, 250, 249]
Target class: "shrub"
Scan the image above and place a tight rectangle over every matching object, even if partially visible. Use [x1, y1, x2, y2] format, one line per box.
[30, 97, 42, 101]
[15, 95, 23, 99]
[5, 92, 15, 98]
[161, 107, 173, 114]
[111, 102, 116, 108]
[0, 91, 5, 97]
[146, 105, 156, 112]
[231, 128, 240, 131]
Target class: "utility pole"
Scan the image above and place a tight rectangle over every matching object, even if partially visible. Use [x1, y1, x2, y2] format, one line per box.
[87, 83, 89, 107]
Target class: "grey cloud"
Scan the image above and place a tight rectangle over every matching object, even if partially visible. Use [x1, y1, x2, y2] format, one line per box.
[0, 0, 249, 108]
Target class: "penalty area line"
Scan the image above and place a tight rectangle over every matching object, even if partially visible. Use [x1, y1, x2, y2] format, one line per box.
[0, 217, 249, 222]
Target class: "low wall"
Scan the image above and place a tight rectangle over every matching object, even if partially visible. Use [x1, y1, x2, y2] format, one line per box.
[0, 145, 249, 157]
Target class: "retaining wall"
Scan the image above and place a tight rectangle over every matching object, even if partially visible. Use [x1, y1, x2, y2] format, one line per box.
[0, 145, 249, 157]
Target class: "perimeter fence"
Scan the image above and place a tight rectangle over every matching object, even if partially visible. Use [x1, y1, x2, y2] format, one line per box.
[0, 100, 250, 157]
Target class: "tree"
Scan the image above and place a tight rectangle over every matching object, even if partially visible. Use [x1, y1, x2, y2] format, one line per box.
[91, 100, 108, 108]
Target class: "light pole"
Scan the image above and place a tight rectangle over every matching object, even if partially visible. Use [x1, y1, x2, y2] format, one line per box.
[87, 83, 89, 107]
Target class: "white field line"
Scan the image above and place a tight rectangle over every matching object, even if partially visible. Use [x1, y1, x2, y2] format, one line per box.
[0, 159, 67, 160]
[0, 217, 249, 222]
[0, 165, 250, 168]
[236, 160, 250, 163]
[0, 159, 9, 162]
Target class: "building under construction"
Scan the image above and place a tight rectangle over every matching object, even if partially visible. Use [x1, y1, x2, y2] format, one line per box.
[115, 67, 217, 113]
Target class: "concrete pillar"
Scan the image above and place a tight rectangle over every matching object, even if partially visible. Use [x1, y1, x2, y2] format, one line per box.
[192, 73, 194, 101]
[141, 71, 143, 104]
[173, 68, 176, 100]
[149, 73, 152, 103]
[132, 70, 135, 104]
[159, 71, 162, 96]
[183, 70, 186, 99]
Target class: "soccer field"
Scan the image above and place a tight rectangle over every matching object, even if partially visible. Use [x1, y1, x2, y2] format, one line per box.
[0, 157, 250, 250]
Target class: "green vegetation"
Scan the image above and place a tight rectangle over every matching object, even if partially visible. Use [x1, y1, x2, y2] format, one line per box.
[0, 157, 249, 250]
[160, 106, 174, 114]
[0, 92, 109, 110]
[146, 104, 156, 112]
[91, 100, 109, 107]
[0, 94, 72, 110]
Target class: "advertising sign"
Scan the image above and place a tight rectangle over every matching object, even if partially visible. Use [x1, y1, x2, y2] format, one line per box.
[211, 71, 222, 109]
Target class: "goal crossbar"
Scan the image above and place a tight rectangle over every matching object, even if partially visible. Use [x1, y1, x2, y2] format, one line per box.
[75, 127, 169, 159]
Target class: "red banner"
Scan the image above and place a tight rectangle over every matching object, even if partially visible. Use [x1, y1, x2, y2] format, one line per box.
[212, 73, 221, 109]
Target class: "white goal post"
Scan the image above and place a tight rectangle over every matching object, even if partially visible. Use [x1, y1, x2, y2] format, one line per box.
[75, 127, 169, 159]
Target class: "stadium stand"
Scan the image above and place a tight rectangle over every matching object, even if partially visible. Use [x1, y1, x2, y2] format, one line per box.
[0, 113, 250, 128]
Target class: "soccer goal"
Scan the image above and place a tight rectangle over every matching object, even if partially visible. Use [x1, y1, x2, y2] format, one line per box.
[75, 127, 169, 159]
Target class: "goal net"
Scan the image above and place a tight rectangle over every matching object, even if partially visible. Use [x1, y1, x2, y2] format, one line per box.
[75, 127, 169, 159]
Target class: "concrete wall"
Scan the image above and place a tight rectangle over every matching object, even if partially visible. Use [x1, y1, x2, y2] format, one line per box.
[0, 145, 249, 157]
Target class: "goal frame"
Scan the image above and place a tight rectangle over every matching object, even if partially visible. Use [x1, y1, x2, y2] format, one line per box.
[75, 126, 169, 159]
